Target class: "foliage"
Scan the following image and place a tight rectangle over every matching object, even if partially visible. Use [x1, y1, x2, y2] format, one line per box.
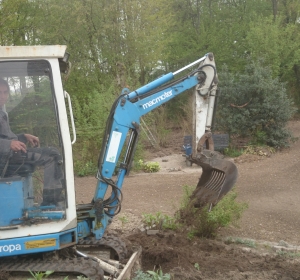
[217, 62, 296, 148]
[243, 145, 275, 157]
[133, 269, 171, 280]
[141, 185, 246, 238]
[178, 186, 248, 238]
[277, 251, 300, 259]
[71, 88, 116, 176]
[137, 160, 160, 173]
[27, 270, 87, 280]
[194, 263, 200, 271]
[118, 215, 129, 228]
[142, 107, 172, 148]
[142, 212, 178, 230]
[146, 269, 171, 280]
[224, 147, 244, 158]
[74, 160, 98, 177]
[27, 270, 54, 280]
[225, 237, 257, 248]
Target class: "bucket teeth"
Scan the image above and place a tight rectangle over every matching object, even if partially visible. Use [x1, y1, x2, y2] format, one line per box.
[190, 150, 238, 208]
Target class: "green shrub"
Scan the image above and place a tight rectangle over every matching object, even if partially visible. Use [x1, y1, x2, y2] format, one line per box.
[74, 160, 98, 177]
[142, 212, 178, 230]
[71, 87, 116, 176]
[141, 185, 246, 238]
[137, 160, 160, 173]
[224, 147, 244, 157]
[217, 61, 296, 148]
[178, 186, 247, 238]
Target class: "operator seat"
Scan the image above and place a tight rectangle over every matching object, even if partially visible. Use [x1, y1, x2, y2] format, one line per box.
[0, 153, 36, 178]
[4, 162, 36, 177]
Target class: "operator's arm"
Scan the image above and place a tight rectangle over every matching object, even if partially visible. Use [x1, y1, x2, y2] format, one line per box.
[9, 140, 26, 153]
[0, 111, 28, 153]
[24, 134, 39, 147]
[7, 133, 39, 152]
[0, 111, 14, 154]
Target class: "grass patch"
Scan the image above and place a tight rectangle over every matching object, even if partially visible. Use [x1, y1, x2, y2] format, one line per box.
[225, 237, 256, 248]
[142, 212, 178, 230]
[224, 147, 244, 157]
[276, 250, 300, 258]
[133, 268, 171, 280]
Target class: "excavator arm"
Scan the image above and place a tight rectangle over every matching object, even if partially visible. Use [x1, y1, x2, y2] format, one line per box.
[89, 53, 238, 239]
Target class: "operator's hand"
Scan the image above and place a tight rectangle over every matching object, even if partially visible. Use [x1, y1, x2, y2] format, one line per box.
[24, 134, 40, 147]
[10, 140, 27, 153]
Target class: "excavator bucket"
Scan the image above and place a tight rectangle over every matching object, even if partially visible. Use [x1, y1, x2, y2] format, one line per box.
[190, 150, 238, 209]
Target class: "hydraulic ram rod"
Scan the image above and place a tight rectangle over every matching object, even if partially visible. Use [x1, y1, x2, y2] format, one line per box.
[173, 55, 207, 75]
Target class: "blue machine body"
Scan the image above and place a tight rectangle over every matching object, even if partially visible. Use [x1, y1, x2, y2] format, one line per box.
[0, 228, 76, 257]
[0, 178, 24, 227]
[0, 176, 74, 257]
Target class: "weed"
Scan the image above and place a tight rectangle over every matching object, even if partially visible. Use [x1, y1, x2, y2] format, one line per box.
[235, 238, 256, 248]
[187, 230, 196, 240]
[225, 237, 256, 248]
[27, 271, 87, 280]
[133, 270, 153, 280]
[276, 251, 300, 258]
[147, 268, 171, 280]
[27, 270, 54, 280]
[132, 268, 171, 280]
[118, 215, 129, 228]
[142, 212, 178, 230]
[194, 263, 200, 271]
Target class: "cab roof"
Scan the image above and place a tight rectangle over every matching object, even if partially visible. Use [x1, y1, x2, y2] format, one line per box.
[0, 45, 67, 59]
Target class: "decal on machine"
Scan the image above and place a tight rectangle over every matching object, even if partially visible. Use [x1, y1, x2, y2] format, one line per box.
[106, 131, 122, 163]
[25, 238, 56, 249]
[0, 244, 21, 253]
[142, 90, 173, 109]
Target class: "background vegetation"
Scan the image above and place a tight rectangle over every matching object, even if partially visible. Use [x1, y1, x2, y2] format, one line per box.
[1, 0, 299, 173]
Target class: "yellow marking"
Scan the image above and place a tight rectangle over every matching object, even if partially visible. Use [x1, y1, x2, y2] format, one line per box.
[25, 238, 56, 249]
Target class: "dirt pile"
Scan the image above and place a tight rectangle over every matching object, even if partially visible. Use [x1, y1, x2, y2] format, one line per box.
[124, 230, 300, 280]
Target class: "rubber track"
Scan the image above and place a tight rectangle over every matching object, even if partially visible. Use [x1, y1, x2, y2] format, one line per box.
[78, 233, 128, 263]
[0, 256, 104, 280]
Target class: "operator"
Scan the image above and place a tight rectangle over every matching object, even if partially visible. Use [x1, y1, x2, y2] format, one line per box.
[0, 77, 64, 206]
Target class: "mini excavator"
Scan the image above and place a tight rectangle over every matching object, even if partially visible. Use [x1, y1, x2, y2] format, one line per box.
[0, 46, 237, 279]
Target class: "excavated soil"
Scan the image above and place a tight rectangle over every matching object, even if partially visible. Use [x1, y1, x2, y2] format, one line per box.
[74, 120, 300, 279]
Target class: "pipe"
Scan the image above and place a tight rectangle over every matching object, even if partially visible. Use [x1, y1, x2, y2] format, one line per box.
[76, 249, 120, 277]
